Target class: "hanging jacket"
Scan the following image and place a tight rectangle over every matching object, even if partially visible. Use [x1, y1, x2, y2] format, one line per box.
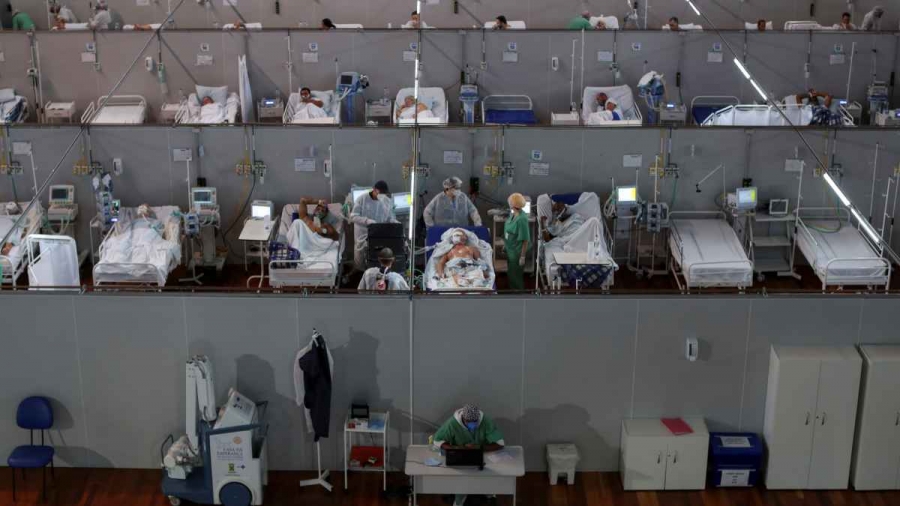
[294, 333, 334, 441]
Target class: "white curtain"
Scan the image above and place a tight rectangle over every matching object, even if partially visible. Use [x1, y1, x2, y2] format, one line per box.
[238, 55, 255, 123]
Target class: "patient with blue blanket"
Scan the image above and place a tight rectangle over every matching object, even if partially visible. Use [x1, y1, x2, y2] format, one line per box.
[426, 228, 495, 290]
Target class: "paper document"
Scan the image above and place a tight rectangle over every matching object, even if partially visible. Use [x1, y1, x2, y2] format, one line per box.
[718, 436, 751, 448]
[486, 450, 514, 464]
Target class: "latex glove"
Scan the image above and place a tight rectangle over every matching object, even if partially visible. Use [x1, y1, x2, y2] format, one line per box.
[366, 218, 377, 225]
[518, 256, 526, 267]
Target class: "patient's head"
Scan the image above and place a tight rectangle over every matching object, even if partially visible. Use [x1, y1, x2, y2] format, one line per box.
[300, 87, 312, 100]
[136, 204, 155, 219]
[378, 247, 395, 269]
[403, 95, 416, 107]
[605, 99, 617, 111]
[757, 19, 767, 31]
[551, 201, 567, 219]
[450, 230, 468, 246]
[313, 200, 329, 219]
[667, 17, 679, 30]
[201, 96, 214, 106]
[596, 92, 608, 107]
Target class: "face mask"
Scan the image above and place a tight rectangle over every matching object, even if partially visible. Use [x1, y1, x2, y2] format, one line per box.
[315, 211, 327, 220]
[451, 234, 464, 244]
[466, 421, 478, 432]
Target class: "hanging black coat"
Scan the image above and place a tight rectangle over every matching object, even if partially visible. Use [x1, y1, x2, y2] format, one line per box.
[294, 334, 333, 441]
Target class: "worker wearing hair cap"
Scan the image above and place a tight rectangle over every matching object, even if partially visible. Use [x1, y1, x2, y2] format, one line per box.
[11, 9, 35, 31]
[861, 6, 885, 31]
[433, 404, 505, 506]
[423, 176, 482, 228]
[350, 180, 398, 271]
[504, 192, 530, 290]
[90, 0, 123, 30]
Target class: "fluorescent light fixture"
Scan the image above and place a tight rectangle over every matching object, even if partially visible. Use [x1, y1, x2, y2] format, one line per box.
[851, 207, 881, 245]
[823, 172, 850, 206]
[749, 79, 768, 101]
[686, 0, 701, 16]
[733, 58, 751, 79]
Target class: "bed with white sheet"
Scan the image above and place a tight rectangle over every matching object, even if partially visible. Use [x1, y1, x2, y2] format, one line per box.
[581, 85, 643, 126]
[0, 202, 44, 287]
[662, 23, 703, 30]
[745, 21, 773, 30]
[269, 203, 346, 289]
[691, 96, 739, 124]
[700, 102, 855, 127]
[283, 90, 340, 124]
[51, 22, 89, 31]
[335, 23, 364, 29]
[793, 209, 891, 290]
[483, 20, 526, 29]
[223, 22, 263, 30]
[26, 234, 80, 290]
[92, 206, 182, 287]
[123, 23, 161, 31]
[393, 87, 448, 126]
[482, 95, 537, 125]
[175, 85, 240, 124]
[536, 192, 617, 291]
[785, 21, 835, 31]
[81, 95, 147, 124]
[0, 89, 28, 124]
[668, 212, 753, 291]
[591, 16, 619, 29]
[425, 228, 495, 291]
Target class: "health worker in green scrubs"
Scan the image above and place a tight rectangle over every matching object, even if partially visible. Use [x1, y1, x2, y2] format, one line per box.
[504, 192, 530, 290]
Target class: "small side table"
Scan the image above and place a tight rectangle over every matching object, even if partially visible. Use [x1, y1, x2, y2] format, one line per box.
[44, 101, 76, 123]
[239, 217, 276, 288]
[343, 411, 389, 491]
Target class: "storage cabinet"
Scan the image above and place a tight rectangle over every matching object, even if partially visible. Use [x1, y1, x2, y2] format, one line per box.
[851, 345, 900, 490]
[763, 346, 862, 490]
[620, 418, 709, 491]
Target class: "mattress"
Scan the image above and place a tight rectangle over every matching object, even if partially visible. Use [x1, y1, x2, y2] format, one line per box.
[0, 245, 24, 279]
[91, 105, 145, 124]
[485, 109, 536, 124]
[795, 220, 888, 286]
[669, 219, 752, 287]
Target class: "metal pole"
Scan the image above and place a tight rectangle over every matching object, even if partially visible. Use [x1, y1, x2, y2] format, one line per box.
[869, 142, 880, 222]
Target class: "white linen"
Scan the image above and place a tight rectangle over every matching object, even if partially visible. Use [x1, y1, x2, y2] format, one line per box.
[785, 21, 835, 31]
[586, 109, 622, 124]
[224, 22, 262, 30]
[398, 107, 435, 120]
[0, 215, 25, 277]
[53, 22, 89, 30]
[196, 85, 228, 104]
[425, 228, 495, 291]
[394, 87, 448, 125]
[581, 85, 641, 126]
[123, 23, 160, 30]
[91, 104, 145, 124]
[292, 102, 328, 121]
[536, 192, 602, 223]
[271, 204, 345, 287]
[27, 235, 80, 288]
[183, 92, 239, 124]
[745, 21, 773, 30]
[590, 16, 619, 29]
[94, 206, 181, 286]
[702, 105, 814, 127]
[483, 20, 526, 29]
[795, 220, 889, 285]
[662, 23, 703, 30]
[669, 219, 752, 287]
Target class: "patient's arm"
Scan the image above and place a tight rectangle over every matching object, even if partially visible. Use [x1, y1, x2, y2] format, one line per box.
[319, 223, 338, 241]
[298, 198, 312, 219]
[436, 254, 448, 277]
[303, 97, 325, 108]
[470, 246, 481, 261]
[1, 243, 12, 255]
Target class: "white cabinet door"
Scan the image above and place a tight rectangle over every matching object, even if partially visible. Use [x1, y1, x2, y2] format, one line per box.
[664, 437, 708, 490]
[622, 438, 666, 491]
[852, 362, 900, 490]
[808, 358, 862, 489]
[765, 359, 819, 489]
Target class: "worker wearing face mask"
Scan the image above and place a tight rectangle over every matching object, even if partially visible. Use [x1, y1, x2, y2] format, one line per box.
[350, 180, 398, 271]
[358, 247, 409, 291]
[504, 192, 530, 290]
[433, 404, 505, 506]
[423, 177, 482, 228]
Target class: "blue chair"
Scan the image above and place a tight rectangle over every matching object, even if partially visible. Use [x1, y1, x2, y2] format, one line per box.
[7, 396, 55, 501]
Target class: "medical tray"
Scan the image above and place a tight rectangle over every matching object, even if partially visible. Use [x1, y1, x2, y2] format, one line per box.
[707, 432, 762, 488]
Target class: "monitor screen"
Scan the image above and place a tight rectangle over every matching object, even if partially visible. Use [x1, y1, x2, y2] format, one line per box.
[737, 187, 757, 209]
[352, 187, 372, 203]
[340, 74, 354, 85]
[393, 192, 412, 211]
[51, 188, 69, 201]
[523, 197, 532, 215]
[617, 186, 637, 203]
[251, 203, 271, 219]
[193, 190, 213, 205]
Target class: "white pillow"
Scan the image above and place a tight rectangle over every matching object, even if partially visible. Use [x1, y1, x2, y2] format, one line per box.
[196, 85, 228, 105]
[0, 89, 16, 103]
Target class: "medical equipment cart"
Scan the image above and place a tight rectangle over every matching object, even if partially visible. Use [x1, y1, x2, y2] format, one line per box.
[343, 411, 389, 491]
[240, 217, 277, 289]
[365, 99, 393, 125]
[750, 211, 798, 281]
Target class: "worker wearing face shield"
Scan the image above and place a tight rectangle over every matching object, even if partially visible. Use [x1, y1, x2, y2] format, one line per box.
[423, 177, 482, 228]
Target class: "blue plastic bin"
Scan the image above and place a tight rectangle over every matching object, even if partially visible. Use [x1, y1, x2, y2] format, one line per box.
[708, 432, 762, 488]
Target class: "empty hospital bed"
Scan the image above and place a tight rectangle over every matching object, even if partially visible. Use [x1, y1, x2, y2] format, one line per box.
[668, 211, 753, 291]
[283, 90, 341, 124]
[81, 95, 147, 124]
[393, 87, 448, 126]
[784, 21, 835, 31]
[92, 205, 183, 287]
[0, 202, 44, 287]
[424, 226, 495, 291]
[482, 95, 537, 125]
[536, 192, 617, 291]
[0, 89, 29, 124]
[25, 234, 80, 290]
[698, 101, 855, 127]
[581, 85, 643, 126]
[175, 86, 240, 125]
[793, 208, 891, 291]
[268, 203, 346, 289]
[690, 96, 739, 125]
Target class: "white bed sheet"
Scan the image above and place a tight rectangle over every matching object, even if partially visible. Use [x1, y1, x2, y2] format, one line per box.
[181, 92, 240, 124]
[0, 203, 42, 283]
[269, 203, 345, 287]
[702, 105, 813, 126]
[93, 206, 181, 286]
[669, 219, 752, 287]
[795, 220, 889, 286]
[425, 228, 495, 291]
[286, 91, 339, 124]
[0, 96, 27, 124]
[394, 87, 448, 125]
[91, 104, 146, 124]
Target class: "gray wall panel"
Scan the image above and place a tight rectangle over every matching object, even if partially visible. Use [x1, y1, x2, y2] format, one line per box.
[857, 298, 900, 344]
[0, 33, 36, 105]
[522, 299, 637, 471]
[73, 296, 187, 468]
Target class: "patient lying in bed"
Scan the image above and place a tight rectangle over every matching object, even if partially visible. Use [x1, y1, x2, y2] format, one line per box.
[292, 88, 329, 121]
[102, 205, 180, 272]
[396, 95, 435, 120]
[586, 98, 622, 124]
[428, 228, 494, 290]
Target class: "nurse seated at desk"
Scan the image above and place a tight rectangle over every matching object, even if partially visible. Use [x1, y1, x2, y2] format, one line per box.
[434, 404, 505, 452]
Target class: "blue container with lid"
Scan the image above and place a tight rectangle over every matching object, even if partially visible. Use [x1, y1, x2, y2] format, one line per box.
[708, 432, 762, 488]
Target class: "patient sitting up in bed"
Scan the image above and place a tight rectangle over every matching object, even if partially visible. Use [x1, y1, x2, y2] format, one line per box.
[435, 229, 489, 286]
[298, 197, 339, 241]
[541, 201, 586, 242]
[293, 87, 329, 121]
[396, 95, 433, 120]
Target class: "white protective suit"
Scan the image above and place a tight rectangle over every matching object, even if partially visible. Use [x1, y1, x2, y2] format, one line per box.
[358, 267, 410, 291]
[350, 192, 398, 270]
[423, 191, 482, 228]
[58, 6, 78, 23]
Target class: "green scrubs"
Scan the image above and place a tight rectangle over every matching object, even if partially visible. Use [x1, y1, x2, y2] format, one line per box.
[504, 211, 530, 290]
[12, 12, 35, 31]
[567, 17, 593, 30]
[434, 414, 504, 447]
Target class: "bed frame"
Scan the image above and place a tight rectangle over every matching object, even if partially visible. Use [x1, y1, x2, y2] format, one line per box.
[482, 95, 537, 125]
[0, 203, 43, 287]
[81, 95, 147, 124]
[793, 207, 891, 292]
[699, 101, 856, 127]
[690, 96, 740, 124]
[268, 204, 346, 291]
[668, 211, 753, 292]
[92, 207, 182, 287]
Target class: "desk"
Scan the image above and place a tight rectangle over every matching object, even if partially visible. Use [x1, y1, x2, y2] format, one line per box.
[405, 445, 524, 505]
[239, 218, 276, 288]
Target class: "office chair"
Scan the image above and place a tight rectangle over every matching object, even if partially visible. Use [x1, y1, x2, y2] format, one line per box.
[7, 396, 55, 501]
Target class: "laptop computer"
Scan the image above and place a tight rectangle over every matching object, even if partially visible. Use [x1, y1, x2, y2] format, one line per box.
[445, 447, 485, 469]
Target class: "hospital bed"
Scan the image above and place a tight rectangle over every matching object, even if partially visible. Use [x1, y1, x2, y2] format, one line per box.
[482, 95, 537, 125]
[283, 90, 341, 124]
[591, 16, 619, 29]
[393, 87, 448, 126]
[668, 211, 753, 291]
[663, 23, 703, 30]
[785, 21, 835, 31]
[483, 21, 526, 29]
[745, 21, 773, 30]
[123, 23, 161, 31]
[81, 95, 147, 124]
[424, 226, 495, 292]
[793, 208, 891, 291]
[92, 205, 182, 287]
[0, 202, 44, 287]
[698, 101, 855, 127]
[690, 96, 739, 125]
[335, 23, 364, 29]
[175, 86, 240, 125]
[536, 193, 617, 292]
[223, 22, 263, 30]
[268, 203, 346, 289]
[581, 85, 643, 126]
[0, 89, 29, 124]
[50, 22, 89, 31]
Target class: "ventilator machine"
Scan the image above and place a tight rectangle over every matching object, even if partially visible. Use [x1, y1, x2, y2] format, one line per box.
[161, 356, 268, 506]
[184, 187, 224, 275]
[637, 71, 668, 125]
[336, 72, 370, 123]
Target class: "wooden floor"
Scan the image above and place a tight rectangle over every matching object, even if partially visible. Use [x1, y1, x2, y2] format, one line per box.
[2, 468, 899, 506]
